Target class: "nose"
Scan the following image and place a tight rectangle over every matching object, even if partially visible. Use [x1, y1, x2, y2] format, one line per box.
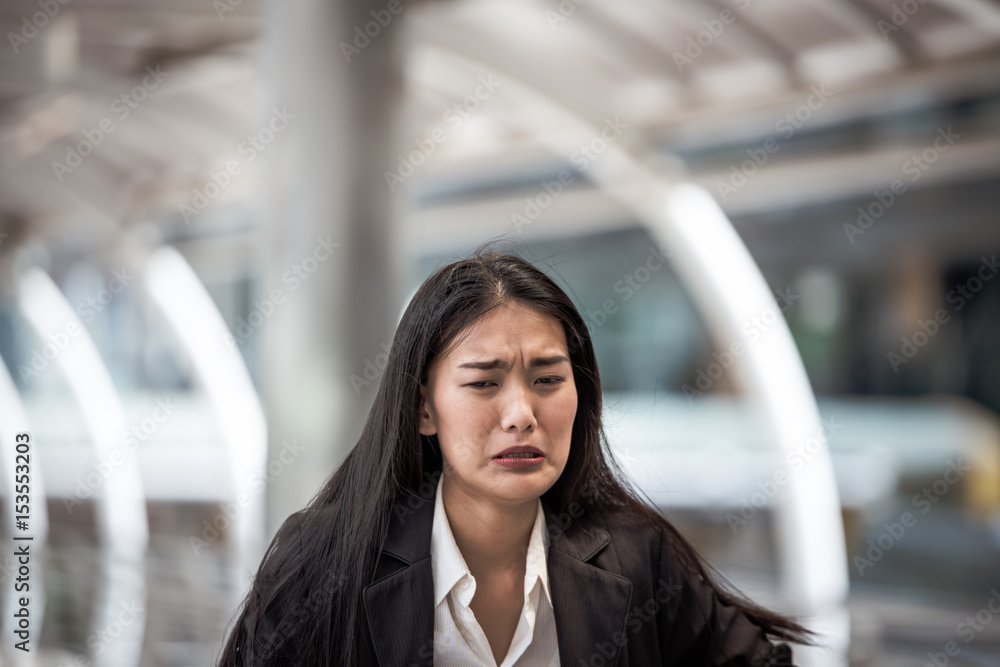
[501, 380, 536, 432]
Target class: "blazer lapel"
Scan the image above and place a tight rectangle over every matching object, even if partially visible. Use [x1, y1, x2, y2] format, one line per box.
[363, 493, 436, 667]
[546, 506, 633, 667]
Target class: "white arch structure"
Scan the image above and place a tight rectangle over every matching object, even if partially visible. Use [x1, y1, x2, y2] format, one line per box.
[0, 246, 268, 665]
[142, 246, 268, 604]
[16, 268, 148, 667]
[0, 351, 48, 667]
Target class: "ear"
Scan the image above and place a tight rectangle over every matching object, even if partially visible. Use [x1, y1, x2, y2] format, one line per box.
[418, 386, 437, 435]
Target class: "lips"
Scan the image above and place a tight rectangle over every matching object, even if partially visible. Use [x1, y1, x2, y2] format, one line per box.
[492, 445, 545, 469]
[493, 445, 544, 459]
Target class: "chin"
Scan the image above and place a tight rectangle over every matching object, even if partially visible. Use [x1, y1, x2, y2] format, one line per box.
[487, 468, 561, 503]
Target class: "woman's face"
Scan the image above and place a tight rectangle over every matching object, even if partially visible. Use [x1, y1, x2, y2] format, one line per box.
[419, 302, 578, 508]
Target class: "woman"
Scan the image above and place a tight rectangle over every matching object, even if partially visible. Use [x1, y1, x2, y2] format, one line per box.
[218, 247, 812, 666]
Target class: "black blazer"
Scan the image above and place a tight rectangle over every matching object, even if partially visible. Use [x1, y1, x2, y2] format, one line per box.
[356, 491, 797, 667]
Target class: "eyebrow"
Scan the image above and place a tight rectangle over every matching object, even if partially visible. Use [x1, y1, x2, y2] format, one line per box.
[457, 355, 570, 371]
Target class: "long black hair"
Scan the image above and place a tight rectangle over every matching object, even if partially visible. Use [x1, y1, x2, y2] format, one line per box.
[217, 242, 812, 665]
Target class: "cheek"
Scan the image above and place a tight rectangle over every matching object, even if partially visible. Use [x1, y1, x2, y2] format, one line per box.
[544, 390, 578, 440]
[435, 393, 495, 460]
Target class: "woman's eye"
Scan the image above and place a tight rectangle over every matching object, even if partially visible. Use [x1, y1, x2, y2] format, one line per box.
[467, 381, 495, 389]
[466, 377, 563, 389]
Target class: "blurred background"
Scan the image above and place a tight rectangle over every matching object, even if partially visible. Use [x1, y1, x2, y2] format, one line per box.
[1, 0, 999, 665]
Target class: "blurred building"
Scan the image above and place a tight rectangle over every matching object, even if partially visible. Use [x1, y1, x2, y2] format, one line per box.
[1, 0, 999, 665]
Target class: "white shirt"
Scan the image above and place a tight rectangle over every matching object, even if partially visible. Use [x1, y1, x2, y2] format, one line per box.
[430, 475, 560, 667]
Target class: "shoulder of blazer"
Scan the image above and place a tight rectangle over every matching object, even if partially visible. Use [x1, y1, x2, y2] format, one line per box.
[543, 499, 663, 573]
[564, 506, 801, 667]
[540, 500, 682, 666]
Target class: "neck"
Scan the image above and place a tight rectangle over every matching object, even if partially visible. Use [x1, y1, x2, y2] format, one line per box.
[441, 476, 537, 574]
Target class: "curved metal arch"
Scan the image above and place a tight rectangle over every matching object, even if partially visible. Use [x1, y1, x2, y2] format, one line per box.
[0, 351, 49, 667]
[17, 267, 148, 667]
[141, 246, 268, 603]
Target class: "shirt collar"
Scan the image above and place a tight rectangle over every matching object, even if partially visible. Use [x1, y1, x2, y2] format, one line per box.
[430, 474, 552, 608]
[430, 475, 469, 607]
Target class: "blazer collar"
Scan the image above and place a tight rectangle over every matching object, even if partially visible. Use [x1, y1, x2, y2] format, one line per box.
[541, 498, 633, 667]
[362, 491, 437, 667]
[363, 491, 633, 667]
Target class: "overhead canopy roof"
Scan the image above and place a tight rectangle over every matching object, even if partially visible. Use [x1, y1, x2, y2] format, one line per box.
[0, 0, 998, 255]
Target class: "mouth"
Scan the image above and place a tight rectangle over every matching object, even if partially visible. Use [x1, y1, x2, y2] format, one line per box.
[492, 445, 545, 469]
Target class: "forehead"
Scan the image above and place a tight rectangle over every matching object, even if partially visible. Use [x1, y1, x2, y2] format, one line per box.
[444, 303, 568, 360]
